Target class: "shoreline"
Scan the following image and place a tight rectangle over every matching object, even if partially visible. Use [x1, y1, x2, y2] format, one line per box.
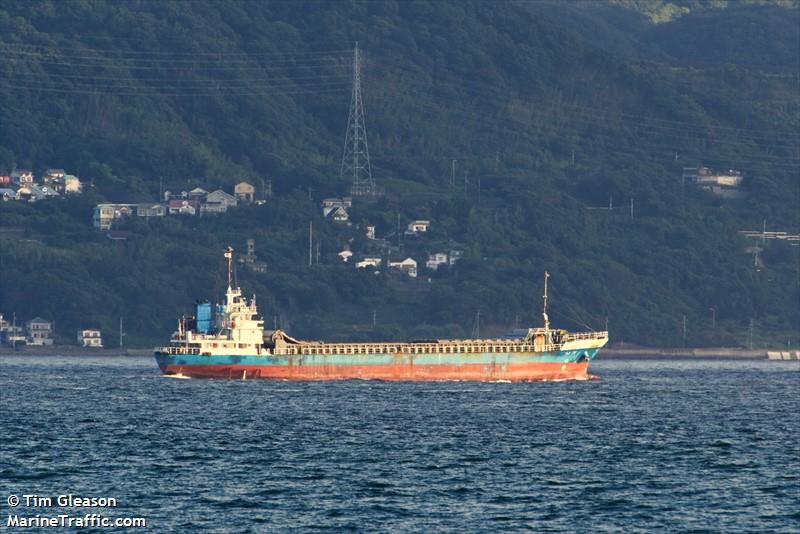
[1, 346, 796, 360]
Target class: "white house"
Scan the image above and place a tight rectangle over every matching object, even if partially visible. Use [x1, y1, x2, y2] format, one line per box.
[94, 204, 136, 229]
[137, 203, 167, 218]
[326, 205, 349, 223]
[26, 317, 54, 346]
[405, 220, 431, 236]
[11, 169, 34, 186]
[201, 190, 238, 215]
[388, 257, 418, 278]
[0, 188, 16, 201]
[338, 248, 354, 262]
[168, 199, 198, 215]
[426, 252, 449, 270]
[77, 329, 103, 348]
[356, 256, 382, 269]
[426, 250, 463, 270]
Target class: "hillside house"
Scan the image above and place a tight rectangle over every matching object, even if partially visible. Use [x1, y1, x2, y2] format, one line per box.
[26, 317, 53, 346]
[426, 250, 463, 270]
[426, 253, 448, 270]
[0, 174, 10, 185]
[356, 256, 382, 269]
[234, 181, 255, 203]
[12, 169, 34, 187]
[338, 248, 353, 262]
[327, 205, 349, 223]
[405, 220, 431, 236]
[168, 198, 199, 215]
[77, 329, 103, 348]
[137, 203, 167, 218]
[63, 174, 83, 194]
[366, 225, 376, 240]
[683, 166, 744, 198]
[188, 187, 208, 201]
[0, 188, 15, 201]
[94, 204, 136, 229]
[239, 238, 268, 273]
[201, 190, 238, 215]
[388, 257, 418, 278]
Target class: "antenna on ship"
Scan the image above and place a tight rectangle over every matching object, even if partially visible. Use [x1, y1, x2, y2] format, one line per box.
[224, 246, 234, 289]
[542, 271, 550, 333]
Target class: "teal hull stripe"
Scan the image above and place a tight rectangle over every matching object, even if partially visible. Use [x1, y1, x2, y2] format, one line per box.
[156, 349, 600, 367]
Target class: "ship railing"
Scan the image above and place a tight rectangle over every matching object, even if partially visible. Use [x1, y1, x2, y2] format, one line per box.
[565, 331, 608, 341]
[160, 346, 201, 355]
[273, 340, 568, 356]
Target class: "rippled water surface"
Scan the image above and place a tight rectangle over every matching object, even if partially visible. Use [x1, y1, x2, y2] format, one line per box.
[1, 356, 798, 532]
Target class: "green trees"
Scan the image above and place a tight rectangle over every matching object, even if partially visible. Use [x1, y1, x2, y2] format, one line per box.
[0, 1, 797, 347]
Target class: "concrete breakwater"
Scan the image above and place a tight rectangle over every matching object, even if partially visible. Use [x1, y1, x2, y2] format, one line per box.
[599, 348, 799, 360]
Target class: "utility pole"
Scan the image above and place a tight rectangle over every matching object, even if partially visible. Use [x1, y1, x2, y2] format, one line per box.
[682, 315, 687, 347]
[308, 221, 313, 267]
[372, 309, 377, 328]
[630, 198, 634, 220]
[159, 176, 163, 201]
[119, 317, 124, 349]
[450, 159, 456, 194]
[748, 319, 754, 350]
[710, 307, 716, 330]
[315, 240, 321, 265]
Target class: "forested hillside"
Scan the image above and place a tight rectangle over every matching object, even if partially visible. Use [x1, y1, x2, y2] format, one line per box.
[0, 0, 797, 347]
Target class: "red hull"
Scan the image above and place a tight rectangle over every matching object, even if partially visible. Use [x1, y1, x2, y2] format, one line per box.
[160, 362, 591, 381]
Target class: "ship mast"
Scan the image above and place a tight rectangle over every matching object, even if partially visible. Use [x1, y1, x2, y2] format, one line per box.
[542, 271, 550, 333]
[224, 246, 233, 289]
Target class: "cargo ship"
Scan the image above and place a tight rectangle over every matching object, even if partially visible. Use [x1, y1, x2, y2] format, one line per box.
[155, 247, 608, 381]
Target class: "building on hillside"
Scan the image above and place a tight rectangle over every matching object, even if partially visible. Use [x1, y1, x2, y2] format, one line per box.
[426, 249, 463, 270]
[94, 204, 136, 229]
[0, 188, 16, 201]
[338, 248, 353, 263]
[200, 190, 238, 215]
[238, 238, 268, 273]
[11, 169, 34, 187]
[355, 256, 382, 270]
[326, 205, 349, 223]
[136, 203, 167, 218]
[683, 166, 744, 198]
[26, 317, 54, 346]
[188, 187, 208, 201]
[62, 174, 83, 194]
[77, 329, 103, 348]
[366, 225, 376, 240]
[388, 257, 418, 278]
[0, 174, 10, 186]
[168, 198, 199, 215]
[405, 220, 431, 236]
[426, 252, 449, 270]
[234, 181, 255, 203]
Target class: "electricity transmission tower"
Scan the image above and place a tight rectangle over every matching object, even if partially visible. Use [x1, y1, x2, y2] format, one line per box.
[340, 42, 375, 196]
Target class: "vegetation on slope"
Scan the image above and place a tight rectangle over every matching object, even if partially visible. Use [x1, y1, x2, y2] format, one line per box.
[0, 0, 797, 347]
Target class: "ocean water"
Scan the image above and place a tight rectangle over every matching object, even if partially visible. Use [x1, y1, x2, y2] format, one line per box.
[1, 356, 798, 533]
